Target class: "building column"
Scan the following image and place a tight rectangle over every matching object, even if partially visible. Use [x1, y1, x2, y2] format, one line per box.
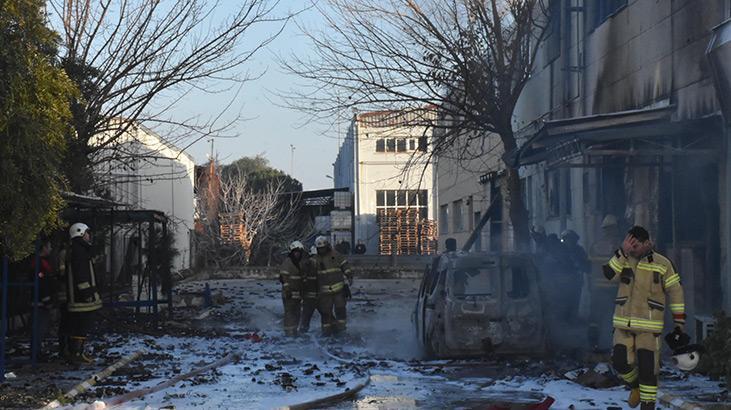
[723, 127, 731, 313]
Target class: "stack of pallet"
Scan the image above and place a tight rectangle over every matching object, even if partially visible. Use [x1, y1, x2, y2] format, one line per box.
[377, 209, 437, 255]
[219, 212, 248, 247]
[419, 219, 438, 254]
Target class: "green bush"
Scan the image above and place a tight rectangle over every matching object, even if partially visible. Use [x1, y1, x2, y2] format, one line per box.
[697, 312, 731, 385]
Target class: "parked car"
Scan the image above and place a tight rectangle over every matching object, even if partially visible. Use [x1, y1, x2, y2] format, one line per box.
[413, 252, 546, 358]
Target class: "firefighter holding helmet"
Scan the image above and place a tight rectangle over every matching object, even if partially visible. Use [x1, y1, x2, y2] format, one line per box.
[603, 226, 693, 410]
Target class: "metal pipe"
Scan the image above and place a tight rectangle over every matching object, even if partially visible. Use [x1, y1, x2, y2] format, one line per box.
[31, 240, 40, 367]
[1, 255, 9, 382]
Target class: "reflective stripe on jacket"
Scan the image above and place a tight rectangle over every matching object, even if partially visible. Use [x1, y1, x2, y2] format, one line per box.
[280, 256, 312, 300]
[66, 238, 102, 313]
[603, 249, 685, 333]
[315, 250, 351, 295]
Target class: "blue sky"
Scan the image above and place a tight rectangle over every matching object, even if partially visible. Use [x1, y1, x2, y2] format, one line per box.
[180, 1, 340, 190]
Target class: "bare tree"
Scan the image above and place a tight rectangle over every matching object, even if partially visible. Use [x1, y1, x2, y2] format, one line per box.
[196, 165, 303, 267]
[282, 0, 547, 248]
[47, 0, 290, 191]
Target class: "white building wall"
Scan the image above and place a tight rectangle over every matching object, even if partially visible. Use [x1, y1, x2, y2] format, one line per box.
[93, 123, 196, 272]
[334, 111, 437, 254]
[436, 132, 502, 251]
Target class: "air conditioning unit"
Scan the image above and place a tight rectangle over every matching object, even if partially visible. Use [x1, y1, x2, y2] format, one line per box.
[695, 314, 715, 343]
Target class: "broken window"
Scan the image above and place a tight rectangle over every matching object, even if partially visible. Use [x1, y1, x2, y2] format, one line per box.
[449, 267, 497, 297]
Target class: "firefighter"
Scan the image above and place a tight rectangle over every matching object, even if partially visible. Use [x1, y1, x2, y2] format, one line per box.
[279, 241, 307, 336]
[64, 223, 103, 364]
[299, 246, 319, 333]
[314, 236, 352, 336]
[561, 229, 590, 322]
[603, 226, 686, 410]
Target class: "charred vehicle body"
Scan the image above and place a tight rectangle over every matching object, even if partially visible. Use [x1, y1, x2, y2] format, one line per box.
[413, 252, 546, 358]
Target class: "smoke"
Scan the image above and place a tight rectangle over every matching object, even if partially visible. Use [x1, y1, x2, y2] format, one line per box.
[347, 280, 423, 361]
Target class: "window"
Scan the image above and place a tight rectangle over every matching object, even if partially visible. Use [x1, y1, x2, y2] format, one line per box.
[376, 137, 423, 153]
[449, 267, 498, 297]
[452, 199, 464, 232]
[506, 266, 530, 299]
[547, 170, 560, 218]
[376, 189, 429, 219]
[386, 138, 396, 152]
[418, 136, 428, 152]
[544, 0, 561, 65]
[547, 169, 572, 218]
[473, 212, 482, 251]
[376, 139, 385, 152]
[590, 0, 627, 30]
[439, 204, 449, 233]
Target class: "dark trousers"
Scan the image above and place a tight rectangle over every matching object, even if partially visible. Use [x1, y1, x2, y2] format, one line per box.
[59, 310, 94, 339]
[318, 291, 347, 335]
[283, 297, 302, 336]
[300, 298, 319, 332]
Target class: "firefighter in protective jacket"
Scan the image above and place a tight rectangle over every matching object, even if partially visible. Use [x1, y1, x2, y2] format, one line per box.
[314, 236, 352, 335]
[279, 241, 309, 336]
[64, 223, 102, 364]
[603, 226, 686, 410]
[299, 246, 320, 333]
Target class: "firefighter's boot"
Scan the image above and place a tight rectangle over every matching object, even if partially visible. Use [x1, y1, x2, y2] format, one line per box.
[69, 337, 93, 364]
[628, 388, 641, 408]
[58, 335, 70, 361]
[640, 402, 655, 410]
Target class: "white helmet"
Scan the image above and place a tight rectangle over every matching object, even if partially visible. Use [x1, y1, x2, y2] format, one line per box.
[672, 345, 704, 371]
[310, 246, 317, 256]
[69, 223, 90, 239]
[289, 241, 305, 252]
[315, 235, 330, 248]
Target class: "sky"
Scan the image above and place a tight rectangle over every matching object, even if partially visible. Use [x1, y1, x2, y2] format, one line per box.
[179, 1, 341, 190]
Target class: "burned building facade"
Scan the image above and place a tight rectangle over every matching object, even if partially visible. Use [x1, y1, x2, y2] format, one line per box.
[508, 0, 731, 337]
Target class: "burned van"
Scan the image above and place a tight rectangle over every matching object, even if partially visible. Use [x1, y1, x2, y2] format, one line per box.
[413, 252, 546, 358]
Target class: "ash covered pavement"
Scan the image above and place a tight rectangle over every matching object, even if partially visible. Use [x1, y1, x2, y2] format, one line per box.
[5, 279, 725, 409]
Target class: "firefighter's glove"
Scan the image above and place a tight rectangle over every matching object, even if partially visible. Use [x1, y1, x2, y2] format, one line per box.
[347, 276, 354, 286]
[665, 327, 691, 352]
[344, 284, 352, 300]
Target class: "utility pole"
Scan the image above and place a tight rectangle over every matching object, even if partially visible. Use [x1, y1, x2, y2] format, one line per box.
[290, 144, 295, 175]
[207, 138, 214, 162]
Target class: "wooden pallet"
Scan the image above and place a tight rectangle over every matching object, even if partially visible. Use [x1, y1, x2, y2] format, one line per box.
[377, 208, 437, 255]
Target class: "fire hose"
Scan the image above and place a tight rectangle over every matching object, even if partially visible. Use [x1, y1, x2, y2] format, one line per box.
[278, 335, 371, 410]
